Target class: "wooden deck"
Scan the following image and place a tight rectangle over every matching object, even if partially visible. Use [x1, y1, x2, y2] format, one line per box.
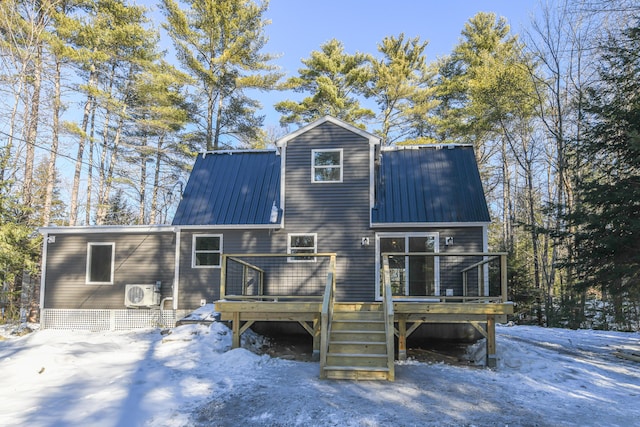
[215, 300, 513, 369]
[215, 252, 514, 379]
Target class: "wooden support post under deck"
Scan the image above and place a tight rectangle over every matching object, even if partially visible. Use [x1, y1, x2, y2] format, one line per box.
[232, 311, 240, 349]
[397, 316, 407, 361]
[486, 315, 496, 368]
[312, 316, 320, 361]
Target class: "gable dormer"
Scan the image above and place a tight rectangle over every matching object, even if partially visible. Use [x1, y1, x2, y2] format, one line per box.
[275, 116, 380, 228]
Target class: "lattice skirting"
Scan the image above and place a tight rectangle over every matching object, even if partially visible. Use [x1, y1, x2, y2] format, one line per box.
[41, 309, 189, 331]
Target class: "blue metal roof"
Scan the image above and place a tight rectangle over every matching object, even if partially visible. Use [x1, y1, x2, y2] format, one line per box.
[372, 146, 490, 224]
[172, 151, 281, 226]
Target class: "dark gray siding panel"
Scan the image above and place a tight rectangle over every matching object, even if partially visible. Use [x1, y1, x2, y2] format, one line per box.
[44, 232, 175, 309]
[177, 229, 285, 308]
[376, 226, 485, 298]
[283, 121, 374, 301]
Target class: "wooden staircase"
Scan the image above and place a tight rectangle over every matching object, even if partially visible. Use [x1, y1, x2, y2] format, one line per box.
[321, 303, 394, 380]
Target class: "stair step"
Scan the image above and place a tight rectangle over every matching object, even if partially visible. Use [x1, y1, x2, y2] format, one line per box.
[327, 353, 387, 358]
[329, 342, 387, 354]
[329, 340, 387, 346]
[323, 366, 391, 380]
[331, 321, 385, 331]
[324, 365, 390, 372]
[332, 311, 384, 320]
[326, 354, 388, 368]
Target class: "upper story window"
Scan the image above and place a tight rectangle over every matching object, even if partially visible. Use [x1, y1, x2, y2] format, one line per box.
[192, 234, 223, 268]
[312, 149, 343, 183]
[86, 242, 115, 285]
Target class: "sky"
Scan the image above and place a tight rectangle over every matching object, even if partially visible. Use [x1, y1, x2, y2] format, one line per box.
[1, 310, 639, 426]
[146, 0, 543, 129]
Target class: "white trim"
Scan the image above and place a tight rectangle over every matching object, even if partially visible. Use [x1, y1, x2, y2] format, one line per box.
[174, 224, 282, 230]
[199, 149, 277, 156]
[369, 143, 376, 225]
[287, 233, 317, 263]
[380, 143, 474, 151]
[275, 116, 381, 148]
[374, 232, 440, 301]
[280, 145, 287, 228]
[371, 221, 490, 228]
[191, 234, 223, 269]
[39, 232, 49, 314]
[39, 225, 176, 235]
[173, 230, 181, 310]
[86, 242, 115, 285]
[311, 148, 343, 183]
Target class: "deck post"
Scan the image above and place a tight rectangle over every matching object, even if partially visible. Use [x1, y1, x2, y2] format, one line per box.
[398, 316, 407, 361]
[312, 316, 320, 361]
[232, 311, 240, 348]
[486, 315, 496, 368]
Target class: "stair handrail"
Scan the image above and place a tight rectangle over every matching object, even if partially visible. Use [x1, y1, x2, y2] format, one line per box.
[319, 255, 336, 378]
[382, 255, 395, 380]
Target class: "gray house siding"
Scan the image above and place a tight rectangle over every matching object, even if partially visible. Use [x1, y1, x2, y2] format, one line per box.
[43, 232, 175, 309]
[177, 229, 284, 308]
[374, 226, 486, 298]
[282, 121, 374, 301]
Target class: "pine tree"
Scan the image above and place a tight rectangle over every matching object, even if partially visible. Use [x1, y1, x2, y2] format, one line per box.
[367, 34, 437, 145]
[161, 0, 281, 150]
[275, 39, 374, 128]
[569, 20, 640, 325]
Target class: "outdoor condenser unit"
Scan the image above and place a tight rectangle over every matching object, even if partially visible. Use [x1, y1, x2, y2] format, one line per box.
[124, 284, 161, 308]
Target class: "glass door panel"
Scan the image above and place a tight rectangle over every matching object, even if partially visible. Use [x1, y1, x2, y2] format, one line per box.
[380, 237, 406, 296]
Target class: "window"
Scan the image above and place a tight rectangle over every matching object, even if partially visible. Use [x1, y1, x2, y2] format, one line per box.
[86, 242, 115, 285]
[192, 234, 223, 268]
[312, 149, 342, 182]
[376, 233, 439, 299]
[288, 233, 317, 262]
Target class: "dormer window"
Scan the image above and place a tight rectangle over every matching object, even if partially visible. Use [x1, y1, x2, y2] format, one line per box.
[312, 149, 343, 183]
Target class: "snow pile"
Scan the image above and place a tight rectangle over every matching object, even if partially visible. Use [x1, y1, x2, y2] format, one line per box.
[0, 309, 639, 427]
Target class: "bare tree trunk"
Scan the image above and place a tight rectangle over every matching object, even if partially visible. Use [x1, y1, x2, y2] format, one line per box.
[138, 134, 147, 224]
[22, 43, 43, 216]
[69, 69, 96, 226]
[85, 102, 97, 225]
[150, 135, 165, 225]
[43, 57, 62, 226]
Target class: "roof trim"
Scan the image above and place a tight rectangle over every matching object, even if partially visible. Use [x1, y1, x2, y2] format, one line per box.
[199, 149, 277, 157]
[275, 115, 381, 148]
[370, 222, 490, 228]
[381, 143, 474, 151]
[174, 224, 283, 231]
[38, 225, 177, 235]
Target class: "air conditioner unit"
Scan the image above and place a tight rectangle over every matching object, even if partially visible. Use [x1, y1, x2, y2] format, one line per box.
[125, 284, 161, 308]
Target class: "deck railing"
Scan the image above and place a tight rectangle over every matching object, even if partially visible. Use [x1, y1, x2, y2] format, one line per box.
[382, 256, 396, 380]
[221, 253, 337, 301]
[381, 252, 508, 303]
[319, 257, 336, 378]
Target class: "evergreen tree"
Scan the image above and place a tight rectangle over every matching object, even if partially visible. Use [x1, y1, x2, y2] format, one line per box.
[367, 34, 437, 145]
[275, 39, 374, 128]
[569, 20, 640, 325]
[161, 0, 281, 150]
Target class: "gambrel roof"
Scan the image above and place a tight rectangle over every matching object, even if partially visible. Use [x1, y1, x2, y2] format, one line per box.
[172, 118, 490, 227]
[371, 145, 490, 225]
[172, 150, 281, 226]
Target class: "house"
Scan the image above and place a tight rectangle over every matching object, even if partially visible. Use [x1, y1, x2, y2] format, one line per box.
[39, 116, 512, 379]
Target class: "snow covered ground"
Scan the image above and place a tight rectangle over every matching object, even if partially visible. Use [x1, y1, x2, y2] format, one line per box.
[1, 307, 639, 427]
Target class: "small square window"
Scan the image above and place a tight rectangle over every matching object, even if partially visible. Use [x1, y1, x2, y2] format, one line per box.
[288, 233, 317, 262]
[86, 242, 115, 284]
[192, 235, 223, 268]
[312, 149, 342, 182]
